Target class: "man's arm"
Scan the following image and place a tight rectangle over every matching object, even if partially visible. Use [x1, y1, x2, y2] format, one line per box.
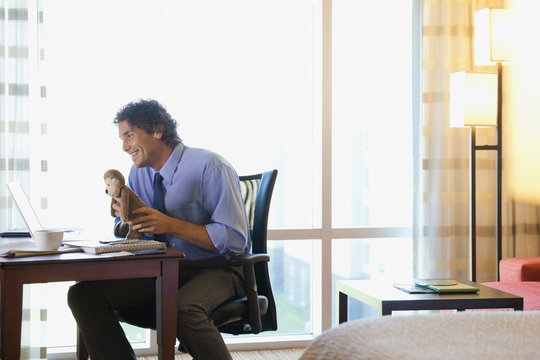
[125, 162, 248, 255]
[129, 207, 218, 252]
[114, 218, 129, 238]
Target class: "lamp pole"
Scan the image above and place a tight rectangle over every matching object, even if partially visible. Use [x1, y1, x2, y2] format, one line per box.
[495, 62, 503, 280]
[469, 63, 503, 283]
[470, 127, 477, 282]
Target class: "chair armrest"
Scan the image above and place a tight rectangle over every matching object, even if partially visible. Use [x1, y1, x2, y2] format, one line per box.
[229, 254, 270, 334]
[240, 259, 262, 333]
[228, 253, 270, 266]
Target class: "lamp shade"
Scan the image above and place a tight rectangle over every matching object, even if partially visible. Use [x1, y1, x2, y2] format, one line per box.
[474, 8, 512, 65]
[449, 71, 498, 127]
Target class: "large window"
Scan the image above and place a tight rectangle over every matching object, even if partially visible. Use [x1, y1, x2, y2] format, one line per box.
[332, 0, 413, 228]
[8, 0, 415, 356]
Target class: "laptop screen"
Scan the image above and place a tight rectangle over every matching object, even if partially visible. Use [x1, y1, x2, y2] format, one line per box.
[6, 182, 44, 238]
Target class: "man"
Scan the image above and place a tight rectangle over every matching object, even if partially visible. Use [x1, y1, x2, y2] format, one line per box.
[68, 99, 250, 360]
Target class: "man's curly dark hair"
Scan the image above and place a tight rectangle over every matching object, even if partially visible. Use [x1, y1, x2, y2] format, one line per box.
[114, 99, 182, 147]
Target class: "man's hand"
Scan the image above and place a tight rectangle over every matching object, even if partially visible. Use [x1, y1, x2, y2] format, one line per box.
[129, 207, 171, 235]
[130, 207, 218, 252]
[112, 197, 122, 218]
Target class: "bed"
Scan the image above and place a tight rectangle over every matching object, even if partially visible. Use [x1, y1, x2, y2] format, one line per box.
[299, 310, 540, 359]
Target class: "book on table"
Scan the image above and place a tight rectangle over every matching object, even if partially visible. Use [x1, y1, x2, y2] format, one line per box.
[64, 239, 168, 255]
[0, 240, 83, 258]
[413, 279, 480, 293]
[393, 283, 438, 294]
[393, 279, 479, 294]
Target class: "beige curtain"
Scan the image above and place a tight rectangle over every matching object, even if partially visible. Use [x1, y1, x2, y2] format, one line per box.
[416, 0, 513, 283]
[1, 0, 48, 358]
[509, 201, 540, 258]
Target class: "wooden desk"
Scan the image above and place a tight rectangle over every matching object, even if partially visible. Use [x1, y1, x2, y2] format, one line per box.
[0, 247, 183, 360]
[337, 279, 523, 323]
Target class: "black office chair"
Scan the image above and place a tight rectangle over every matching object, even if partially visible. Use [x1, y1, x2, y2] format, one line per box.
[212, 169, 278, 335]
[76, 169, 278, 358]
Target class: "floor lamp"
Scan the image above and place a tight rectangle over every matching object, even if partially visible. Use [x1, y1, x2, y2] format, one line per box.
[450, 71, 499, 283]
[473, 8, 510, 281]
[449, 8, 510, 282]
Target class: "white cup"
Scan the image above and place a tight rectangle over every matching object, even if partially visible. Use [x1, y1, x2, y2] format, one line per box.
[34, 230, 64, 251]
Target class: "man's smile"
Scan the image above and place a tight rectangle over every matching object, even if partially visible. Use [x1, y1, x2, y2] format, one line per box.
[129, 150, 140, 159]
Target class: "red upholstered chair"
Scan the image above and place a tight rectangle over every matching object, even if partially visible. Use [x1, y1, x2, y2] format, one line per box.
[482, 281, 540, 310]
[499, 257, 540, 282]
[483, 257, 540, 311]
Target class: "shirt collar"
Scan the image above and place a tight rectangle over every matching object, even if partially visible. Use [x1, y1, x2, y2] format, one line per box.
[154, 143, 184, 185]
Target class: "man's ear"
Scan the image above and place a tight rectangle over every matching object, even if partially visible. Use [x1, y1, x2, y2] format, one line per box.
[153, 130, 163, 140]
[153, 125, 164, 140]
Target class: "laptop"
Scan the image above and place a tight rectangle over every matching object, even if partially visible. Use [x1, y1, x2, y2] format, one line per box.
[1, 182, 81, 239]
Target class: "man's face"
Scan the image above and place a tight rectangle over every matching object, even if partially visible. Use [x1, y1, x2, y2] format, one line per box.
[118, 120, 162, 169]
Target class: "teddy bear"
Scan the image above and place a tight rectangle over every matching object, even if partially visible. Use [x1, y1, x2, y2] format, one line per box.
[103, 169, 148, 240]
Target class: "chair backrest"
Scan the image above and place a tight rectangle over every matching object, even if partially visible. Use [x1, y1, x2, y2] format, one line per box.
[240, 170, 276, 252]
[238, 169, 278, 332]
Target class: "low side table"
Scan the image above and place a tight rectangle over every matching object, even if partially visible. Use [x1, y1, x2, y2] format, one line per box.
[337, 279, 523, 323]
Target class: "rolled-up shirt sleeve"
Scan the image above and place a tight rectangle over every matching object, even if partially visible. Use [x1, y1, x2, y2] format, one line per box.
[203, 164, 250, 256]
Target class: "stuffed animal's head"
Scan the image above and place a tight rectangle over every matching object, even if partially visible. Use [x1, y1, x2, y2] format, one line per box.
[104, 169, 126, 198]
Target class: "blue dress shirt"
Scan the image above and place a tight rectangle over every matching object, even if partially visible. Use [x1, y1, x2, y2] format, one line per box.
[126, 144, 250, 260]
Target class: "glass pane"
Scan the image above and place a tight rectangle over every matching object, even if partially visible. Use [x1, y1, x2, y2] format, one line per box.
[332, 0, 413, 227]
[269, 240, 312, 335]
[222, 239, 313, 340]
[43, 0, 319, 231]
[331, 238, 413, 323]
[46, 282, 76, 349]
[45, 282, 148, 352]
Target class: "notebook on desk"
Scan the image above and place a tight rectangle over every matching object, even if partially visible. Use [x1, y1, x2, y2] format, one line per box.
[1, 181, 83, 240]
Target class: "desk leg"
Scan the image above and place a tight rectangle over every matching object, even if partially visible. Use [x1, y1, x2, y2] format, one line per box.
[1, 276, 23, 360]
[156, 259, 179, 360]
[338, 291, 348, 324]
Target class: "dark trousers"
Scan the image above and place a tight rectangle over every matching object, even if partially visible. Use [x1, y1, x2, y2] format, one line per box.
[67, 264, 245, 360]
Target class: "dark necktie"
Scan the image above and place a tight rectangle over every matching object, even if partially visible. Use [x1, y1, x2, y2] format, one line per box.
[152, 172, 167, 242]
